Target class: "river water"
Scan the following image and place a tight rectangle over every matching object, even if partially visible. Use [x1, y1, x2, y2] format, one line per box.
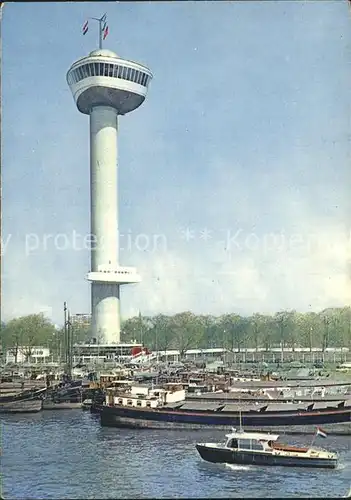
[1, 410, 350, 499]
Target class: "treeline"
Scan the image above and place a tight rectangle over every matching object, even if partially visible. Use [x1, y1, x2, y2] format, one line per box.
[121, 309, 351, 353]
[0, 314, 59, 362]
[1, 308, 350, 361]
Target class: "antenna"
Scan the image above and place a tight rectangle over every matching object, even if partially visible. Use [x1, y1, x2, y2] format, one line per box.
[0, 3, 5, 343]
[238, 391, 243, 431]
[239, 407, 243, 432]
[82, 13, 109, 50]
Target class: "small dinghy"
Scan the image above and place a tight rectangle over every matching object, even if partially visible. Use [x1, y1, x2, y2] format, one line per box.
[196, 427, 338, 469]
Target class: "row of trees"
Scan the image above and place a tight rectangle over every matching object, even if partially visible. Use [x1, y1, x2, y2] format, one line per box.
[121, 308, 351, 355]
[0, 314, 57, 362]
[1, 308, 351, 360]
[0, 313, 88, 363]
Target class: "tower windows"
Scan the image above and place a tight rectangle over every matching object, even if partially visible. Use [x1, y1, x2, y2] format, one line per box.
[68, 63, 150, 88]
[104, 63, 114, 77]
[136, 71, 143, 85]
[121, 66, 128, 80]
[81, 65, 90, 79]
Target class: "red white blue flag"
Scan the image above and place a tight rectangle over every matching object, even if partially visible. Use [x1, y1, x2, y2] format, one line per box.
[82, 20, 88, 35]
[100, 13, 109, 40]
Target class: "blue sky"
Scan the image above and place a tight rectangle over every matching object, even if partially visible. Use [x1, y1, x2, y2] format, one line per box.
[2, 1, 351, 325]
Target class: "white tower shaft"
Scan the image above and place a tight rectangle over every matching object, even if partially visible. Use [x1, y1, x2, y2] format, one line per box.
[90, 105, 120, 343]
[90, 106, 119, 268]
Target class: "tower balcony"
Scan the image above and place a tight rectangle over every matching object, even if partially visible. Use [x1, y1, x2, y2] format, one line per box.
[86, 266, 141, 285]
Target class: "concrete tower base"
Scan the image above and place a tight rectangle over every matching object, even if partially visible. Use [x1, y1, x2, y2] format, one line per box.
[91, 282, 120, 344]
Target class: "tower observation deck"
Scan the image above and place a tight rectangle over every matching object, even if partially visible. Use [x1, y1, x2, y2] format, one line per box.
[66, 46, 153, 344]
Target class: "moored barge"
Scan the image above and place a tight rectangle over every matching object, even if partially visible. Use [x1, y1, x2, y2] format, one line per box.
[100, 384, 351, 434]
[0, 398, 43, 413]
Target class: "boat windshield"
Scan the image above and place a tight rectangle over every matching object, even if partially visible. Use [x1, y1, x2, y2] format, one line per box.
[226, 437, 265, 451]
[227, 438, 238, 448]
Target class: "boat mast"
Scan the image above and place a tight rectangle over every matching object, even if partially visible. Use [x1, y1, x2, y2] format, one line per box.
[238, 392, 243, 431]
[309, 428, 317, 449]
[0, 2, 5, 340]
[239, 407, 243, 431]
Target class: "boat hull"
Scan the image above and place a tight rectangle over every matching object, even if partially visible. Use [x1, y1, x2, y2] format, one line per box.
[196, 444, 337, 469]
[0, 388, 46, 404]
[90, 403, 104, 414]
[42, 401, 82, 410]
[100, 405, 351, 434]
[0, 398, 43, 414]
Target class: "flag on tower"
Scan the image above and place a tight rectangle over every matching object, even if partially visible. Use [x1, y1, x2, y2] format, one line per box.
[82, 20, 88, 35]
[103, 25, 109, 40]
[316, 427, 327, 439]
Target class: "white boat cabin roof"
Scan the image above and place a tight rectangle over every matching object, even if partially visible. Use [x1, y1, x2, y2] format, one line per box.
[225, 429, 279, 442]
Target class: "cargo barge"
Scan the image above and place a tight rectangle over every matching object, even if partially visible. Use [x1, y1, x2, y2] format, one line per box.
[100, 385, 351, 434]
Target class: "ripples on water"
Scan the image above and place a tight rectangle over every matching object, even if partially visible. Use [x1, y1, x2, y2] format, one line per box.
[1, 410, 350, 499]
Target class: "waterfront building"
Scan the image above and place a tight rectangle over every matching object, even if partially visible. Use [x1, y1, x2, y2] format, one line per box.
[70, 345, 350, 365]
[72, 342, 143, 364]
[5, 346, 51, 364]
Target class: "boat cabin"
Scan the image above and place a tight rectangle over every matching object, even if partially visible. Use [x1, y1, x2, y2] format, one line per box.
[224, 429, 280, 452]
[105, 384, 186, 409]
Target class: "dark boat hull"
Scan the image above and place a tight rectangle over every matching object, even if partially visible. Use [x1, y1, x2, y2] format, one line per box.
[195, 444, 337, 469]
[100, 404, 351, 433]
[0, 398, 43, 414]
[90, 403, 103, 414]
[0, 388, 46, 404]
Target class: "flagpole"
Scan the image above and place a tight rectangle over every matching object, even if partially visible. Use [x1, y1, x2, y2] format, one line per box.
[99, 18, 102, 50]
[85, 14, 107, 49]
[310, 431, 316, 449]
[0, 2, 4, 337]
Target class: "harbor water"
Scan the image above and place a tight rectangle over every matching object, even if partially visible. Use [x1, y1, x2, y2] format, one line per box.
[1, 410, 350, 499]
